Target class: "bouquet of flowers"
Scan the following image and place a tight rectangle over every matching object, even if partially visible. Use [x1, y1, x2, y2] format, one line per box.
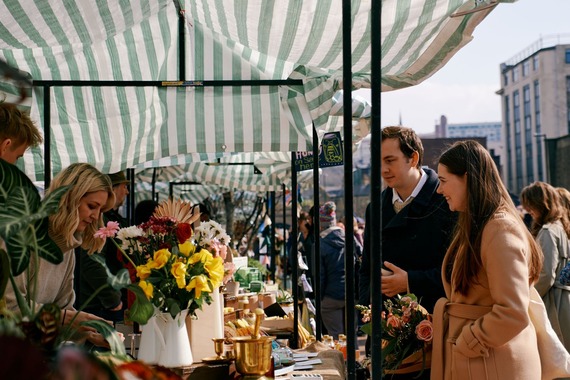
[96, 199, 226, 320]
[357, 293, 433, 375]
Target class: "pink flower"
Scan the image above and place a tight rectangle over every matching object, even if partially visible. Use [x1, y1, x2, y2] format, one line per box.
[415, 319, 433, 342]
[387, 315, 403, 331]
[94, 221, 120, 239]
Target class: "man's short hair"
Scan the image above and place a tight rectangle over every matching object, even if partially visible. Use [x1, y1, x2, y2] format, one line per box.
[0, 102, 43, 148]
[381, 125, 424, 168]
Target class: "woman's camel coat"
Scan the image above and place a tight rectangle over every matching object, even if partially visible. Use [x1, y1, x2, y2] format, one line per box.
[431, 212, 541, 380]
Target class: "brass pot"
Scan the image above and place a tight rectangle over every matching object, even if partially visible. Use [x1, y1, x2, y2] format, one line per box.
[232, 336, 275, 376]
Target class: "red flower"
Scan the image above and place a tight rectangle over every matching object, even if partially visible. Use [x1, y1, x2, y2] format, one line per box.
[176, 223, 192, 243]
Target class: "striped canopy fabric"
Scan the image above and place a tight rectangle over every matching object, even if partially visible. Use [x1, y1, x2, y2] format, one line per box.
[0, 0, 513, 189]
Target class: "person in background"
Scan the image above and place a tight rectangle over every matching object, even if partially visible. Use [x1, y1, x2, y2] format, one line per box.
[358, 126, 456, 379]
[319, 201, 346, 340]
[75, 171, 130, 322]
[521, 181, 570, 352]
[432, 140, 543, 379]
[135, 199, 159, 225]
[0, 102, 42, 164]
[5, 163, 115, 348]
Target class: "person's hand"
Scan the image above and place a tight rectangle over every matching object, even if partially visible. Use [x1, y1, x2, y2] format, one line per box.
[381, 261, 408, 297]
[62, 310, 113, 348]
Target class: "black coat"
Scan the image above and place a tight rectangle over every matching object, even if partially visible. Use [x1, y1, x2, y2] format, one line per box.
[358, 168, 456, 313]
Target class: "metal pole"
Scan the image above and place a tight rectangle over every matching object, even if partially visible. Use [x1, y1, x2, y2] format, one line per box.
[291, 152, 299, 349]
[342, 0, 356, 377]
[313, 126, 322, 340]
[43, 86, 51, 188]
[282, 183, 287, 286]
[270, 191, 277, 282]
[371, 0, 383, 376]
[127, 168, 135, 225]
[151, 167, 157, 202]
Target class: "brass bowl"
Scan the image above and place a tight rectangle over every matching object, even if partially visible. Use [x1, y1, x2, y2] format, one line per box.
[231, 336, 275, 376]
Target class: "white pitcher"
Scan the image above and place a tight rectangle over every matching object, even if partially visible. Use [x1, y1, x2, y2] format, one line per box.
[137, 313, 166, 364]
[157, 309, 194, 367]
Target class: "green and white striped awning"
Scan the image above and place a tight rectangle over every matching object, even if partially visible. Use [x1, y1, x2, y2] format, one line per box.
[0, 0, 513, 186]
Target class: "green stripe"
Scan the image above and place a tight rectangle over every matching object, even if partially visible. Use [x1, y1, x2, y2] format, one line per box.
[5, 1, 48, 47]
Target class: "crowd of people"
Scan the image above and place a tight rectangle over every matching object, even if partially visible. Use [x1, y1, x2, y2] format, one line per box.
[4, 99, 570, 378]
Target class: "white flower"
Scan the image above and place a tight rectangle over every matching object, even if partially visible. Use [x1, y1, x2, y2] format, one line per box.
[117, 226, 144, 241]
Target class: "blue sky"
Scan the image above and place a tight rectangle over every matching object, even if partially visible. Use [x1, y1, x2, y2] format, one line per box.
[365, 0, 570, 135]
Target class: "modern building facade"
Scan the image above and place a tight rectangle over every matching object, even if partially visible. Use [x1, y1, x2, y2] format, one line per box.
[498, 35, 570, 193]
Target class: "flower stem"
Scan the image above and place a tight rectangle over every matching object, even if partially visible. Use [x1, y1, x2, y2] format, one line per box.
[110, 237, 137, 268]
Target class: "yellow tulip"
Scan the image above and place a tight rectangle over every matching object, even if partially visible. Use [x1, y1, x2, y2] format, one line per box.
[178, 241, 195, 257]
[139, 280, 154, 299]
[205, 256, 224, 288]
[171, 261, 188, 288]
[136, 265, 151, 280]
[186, 274, 211, 298]
[188, 248, 213, 265]
[153, 248, 171, 269]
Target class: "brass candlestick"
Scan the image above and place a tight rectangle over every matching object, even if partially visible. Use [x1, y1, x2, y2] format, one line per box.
[212, 338, 225, 359]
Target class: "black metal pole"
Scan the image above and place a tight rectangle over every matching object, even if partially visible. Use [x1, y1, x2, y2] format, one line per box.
[169, 182, 174, 199]
[152, 167, 157, 202]
[270, 191, 277, 282]
[342, 2, 357, 378]
[342, 0, 356, 377]
[177, 3, 186, 81]
[291, 152, 299, 349]
[371, 0, 382, 377]
[127, 168, 135, 225]
[313, 126, 322, 340]
[282, 183, 287, 286]
[43, 86, 51, 188]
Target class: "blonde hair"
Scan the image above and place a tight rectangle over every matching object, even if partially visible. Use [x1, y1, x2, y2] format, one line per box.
[46, 163, 115, 253]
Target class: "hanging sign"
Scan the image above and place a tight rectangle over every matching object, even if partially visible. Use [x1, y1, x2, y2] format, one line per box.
[294, 132, 344, 172]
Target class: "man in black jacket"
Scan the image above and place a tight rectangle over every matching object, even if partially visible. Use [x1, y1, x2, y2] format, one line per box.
[359, 126, 456, 379]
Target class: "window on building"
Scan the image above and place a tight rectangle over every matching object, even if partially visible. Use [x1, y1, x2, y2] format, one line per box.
[503, 73, 508, 86]
[566, 49, 570, 64]
[522, 61, 529, 77]
[513, 91, 520, 133]
[512, 67, 520, 82]
[533, 55, 539, 71]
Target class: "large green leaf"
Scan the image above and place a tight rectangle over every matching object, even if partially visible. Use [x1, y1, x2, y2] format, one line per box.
[0, 187, 38, 239]
[0, 159, 69, 276]
[6, 218, 63, 276]
[81, 320, 127, 357]
[0, 159, 39, 204]
[126, 284, 154, 325]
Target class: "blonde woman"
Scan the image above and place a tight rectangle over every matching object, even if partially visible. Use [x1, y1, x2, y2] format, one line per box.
[5, 163, 115, 346]
[521, 182, 570, 353]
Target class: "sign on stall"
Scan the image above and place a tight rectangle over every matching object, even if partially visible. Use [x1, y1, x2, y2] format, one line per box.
[294, 132, 344, 172]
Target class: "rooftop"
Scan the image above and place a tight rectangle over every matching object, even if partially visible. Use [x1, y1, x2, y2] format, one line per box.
[503, 34, 570, 67]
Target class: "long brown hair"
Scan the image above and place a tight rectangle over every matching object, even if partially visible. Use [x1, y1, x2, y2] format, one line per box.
[439, 141, 542, 295]
[521, 182, 570, 238]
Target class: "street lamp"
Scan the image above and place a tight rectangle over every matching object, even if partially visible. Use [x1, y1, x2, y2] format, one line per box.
[534, 133, 548, 183]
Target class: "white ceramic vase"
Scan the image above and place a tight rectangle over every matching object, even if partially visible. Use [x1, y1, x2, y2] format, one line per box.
[138, 310, 193, 367]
